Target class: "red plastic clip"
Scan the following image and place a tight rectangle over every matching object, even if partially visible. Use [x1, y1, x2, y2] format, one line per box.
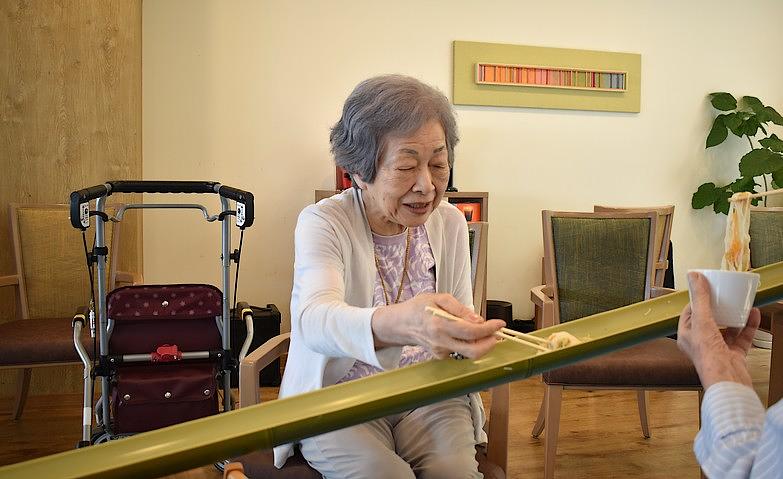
[152, 344, 181, 362]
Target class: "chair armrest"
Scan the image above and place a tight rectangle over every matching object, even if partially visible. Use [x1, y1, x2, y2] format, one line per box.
[485, 383, 508, 474]
[115, 271, 143, 286]
[530, 284, 553, 308]
[531, 285, 556, 329]
[239, 333, 291, 408]
[650, 286, 676, 298]
[0, 275, 19, 288]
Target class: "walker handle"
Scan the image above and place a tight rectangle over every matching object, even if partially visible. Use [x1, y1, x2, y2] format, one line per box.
[70, 181, 254, 229]
[108, 181, 219, 195]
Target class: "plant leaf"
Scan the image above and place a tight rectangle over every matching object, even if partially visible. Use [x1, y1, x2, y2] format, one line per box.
[706, 115, 728, 148]
[713, 189, 732, 215]
[710, 92, 737, 111]
[742, 117, 761, 137]
[772, 169, 783, 189]
[770, 153, 783, 169]
[766, 106, 783, 126]
[771, 153, 783, 172]
[692, 182, 719, 209]
[721, 112, 742, 137]
[760, 134, 783, 153]
[742, 96, 766, 115]
[739, 148, 774, 176]
[727, 176, 758, 193]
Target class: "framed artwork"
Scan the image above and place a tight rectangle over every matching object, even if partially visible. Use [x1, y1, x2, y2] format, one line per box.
[453, 41, 641, 113]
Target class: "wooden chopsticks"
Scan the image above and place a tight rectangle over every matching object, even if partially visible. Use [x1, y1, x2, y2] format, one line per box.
[424, 306, 551, 352]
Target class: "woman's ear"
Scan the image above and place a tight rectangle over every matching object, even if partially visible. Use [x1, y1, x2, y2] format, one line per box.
[353, 174, 368, 190]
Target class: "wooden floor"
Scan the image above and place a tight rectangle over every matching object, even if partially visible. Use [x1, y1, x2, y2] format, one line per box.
[0, 348, 771, 478]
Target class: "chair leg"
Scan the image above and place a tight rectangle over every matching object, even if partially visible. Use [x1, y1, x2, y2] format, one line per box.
[13, 368, 32, 421]
[544, 386, 562, 479]
[531, 387, 547, 438]
[636, 390, 651, 438]
[486, 384, 509, 475]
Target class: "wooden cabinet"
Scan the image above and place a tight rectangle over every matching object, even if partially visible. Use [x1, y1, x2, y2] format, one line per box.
[315, 190, 489, 222]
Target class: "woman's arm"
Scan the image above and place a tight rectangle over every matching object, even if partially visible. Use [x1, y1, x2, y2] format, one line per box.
[695, 382, 782, 478]
[292, 207, 383, 366]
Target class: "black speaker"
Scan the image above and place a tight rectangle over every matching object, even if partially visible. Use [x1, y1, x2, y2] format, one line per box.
[487, 299, 535, 333]
[230, 304, 282, 387]
[486, 300, 512, 322]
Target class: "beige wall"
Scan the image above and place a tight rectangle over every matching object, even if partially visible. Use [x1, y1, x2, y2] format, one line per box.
[1, 0, 142, 395]
[143, 0, 783, 329]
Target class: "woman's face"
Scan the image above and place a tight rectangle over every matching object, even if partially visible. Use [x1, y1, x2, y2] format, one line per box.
[356, 119, 450, 235]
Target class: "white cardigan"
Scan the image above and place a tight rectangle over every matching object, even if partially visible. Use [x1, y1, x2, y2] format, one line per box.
[274, 188, 487, 467]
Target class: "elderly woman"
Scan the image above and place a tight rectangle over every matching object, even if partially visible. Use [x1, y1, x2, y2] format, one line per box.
[274, 75, 505, 479]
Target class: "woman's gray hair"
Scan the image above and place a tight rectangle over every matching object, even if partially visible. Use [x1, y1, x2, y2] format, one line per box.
[330, 74, 459, 184]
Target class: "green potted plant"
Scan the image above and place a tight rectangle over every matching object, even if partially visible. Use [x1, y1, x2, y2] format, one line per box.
[692, 93, 783, 214]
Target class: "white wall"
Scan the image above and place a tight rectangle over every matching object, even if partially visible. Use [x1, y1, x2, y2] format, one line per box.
[143, 0, 783, 330]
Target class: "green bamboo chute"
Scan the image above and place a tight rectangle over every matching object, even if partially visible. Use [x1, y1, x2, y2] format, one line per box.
[3, 262, 783, 479]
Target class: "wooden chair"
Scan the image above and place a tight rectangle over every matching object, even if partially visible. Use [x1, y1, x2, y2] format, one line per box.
[749, 206, 783, 268]
[468, 222, 489, 318]
[529, 210, 701, 479]
[225, 221, 509, 479]
[593, 205, 674, 287]
[750, 207, 783, 404]
[533, 205, 673, 327]
[0, 204, 137, 419]
[749, 206, 783, 352]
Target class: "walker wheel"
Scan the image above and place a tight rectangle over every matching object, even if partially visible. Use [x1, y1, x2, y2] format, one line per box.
[90, 428, 112, 445]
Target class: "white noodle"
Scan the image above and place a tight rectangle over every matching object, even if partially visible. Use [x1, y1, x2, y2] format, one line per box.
[721, 192, 751, 272]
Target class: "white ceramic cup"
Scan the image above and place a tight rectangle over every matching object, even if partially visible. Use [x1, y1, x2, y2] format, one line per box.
[688, 269, 760, 328]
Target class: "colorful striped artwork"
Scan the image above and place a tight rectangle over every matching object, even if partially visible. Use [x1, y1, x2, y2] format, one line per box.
[476, 63, 626, 92]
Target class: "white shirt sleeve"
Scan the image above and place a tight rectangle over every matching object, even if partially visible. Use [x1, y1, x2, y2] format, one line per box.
[695, 381, 783, 478]
[291, 206, 392, 369]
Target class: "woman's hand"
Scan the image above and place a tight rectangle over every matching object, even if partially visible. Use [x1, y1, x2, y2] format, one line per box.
[677, 271, 760, 389]
[371, 293, 505, 359]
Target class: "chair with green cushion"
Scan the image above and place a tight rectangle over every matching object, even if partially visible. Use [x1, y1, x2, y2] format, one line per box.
[593, 205, 674, 288]
[529, 210, 701, 479]
[750, 207, 783, 268]
[749, 206, 783, 350]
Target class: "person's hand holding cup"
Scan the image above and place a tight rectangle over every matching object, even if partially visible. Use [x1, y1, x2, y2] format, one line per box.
[687, 269, 760, 328]
[678, 271, 761, 389]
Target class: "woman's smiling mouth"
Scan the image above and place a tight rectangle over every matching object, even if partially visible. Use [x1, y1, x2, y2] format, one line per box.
[404, 201, 431, 214]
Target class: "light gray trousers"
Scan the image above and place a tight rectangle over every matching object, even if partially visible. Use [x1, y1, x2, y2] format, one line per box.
[299, 395, 482, 479]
